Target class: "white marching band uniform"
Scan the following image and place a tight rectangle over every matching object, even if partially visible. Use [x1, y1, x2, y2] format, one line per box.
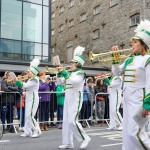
[112, 54, 150, 150]
[22, 77, 41, 137]
[16, 58, 41, 138]
[57, 69, 91, 148]
[104, 75, 123, 129]
[57, 46, 91, 149]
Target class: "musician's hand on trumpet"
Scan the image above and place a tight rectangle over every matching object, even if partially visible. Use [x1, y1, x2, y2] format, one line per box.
[17, 74, 29, 82]
[57, 64, 65, 72]
[101, 73, 108, 80]
[100, 72, 112, 79]
[111, 46, 119, 52]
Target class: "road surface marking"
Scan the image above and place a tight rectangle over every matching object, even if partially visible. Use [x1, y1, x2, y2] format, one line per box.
[0, 140, 10, 143]
[101, 142, 122, 147]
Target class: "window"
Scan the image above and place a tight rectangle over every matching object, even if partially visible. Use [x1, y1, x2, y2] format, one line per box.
[27, 0, 42, 4]
[58, 24, 63, 32]
[94, 5, 101, 15]
[110, 0, 118, 7]
[23, 3, 42, 43]
[1, 0, 22, 40]
[43, 0, 49, 6]
[69, 0, 74, 8]
[67, 41, 73, 62]
[69, 19, 74, 27]
[51, 0, 55, 3]
[59, 5, 64, 14]
[80, 13, 86, 22]
[51, 12, 55, 19]
[0, 39, 21, 60]
[43, 6, 49, 44]
[22, 42, 42, 61]
[130, 14, 140, 26]
[93, 29, 100, 39]
[51, 29, 54, 36]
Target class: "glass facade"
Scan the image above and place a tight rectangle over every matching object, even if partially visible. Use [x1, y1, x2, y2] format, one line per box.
[0, 0, 50, 63]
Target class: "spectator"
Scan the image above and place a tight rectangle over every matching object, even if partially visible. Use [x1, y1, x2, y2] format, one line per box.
[38, 72, 50, 131]
[95, 79, 107, 123]
[48, 76, 56, 127]
[80, 82, 89, 128]
[56, 83, 65, 129]
[87, 78, 95, 125]
[16, 71, 28, 131]
[1, 71, 18, 133]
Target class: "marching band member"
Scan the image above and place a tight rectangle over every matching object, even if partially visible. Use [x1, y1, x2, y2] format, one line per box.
[57, 46, 91, 149]
[102, 72, 123, 130]
[111, 20, 150, 150]
[16, 58, 41, 138]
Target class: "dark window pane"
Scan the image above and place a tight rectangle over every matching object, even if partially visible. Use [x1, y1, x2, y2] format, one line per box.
[43, 44, 48, 56]
[43, 0, 49, 6]
[23, 42, 41, 55]
[26, 0, 42, 5]
[23, 3, 42, 42]
[1, 0, 22, 40]
[0, 39, 21, 60]
[43, 6, 49, 43]
[42, 56, 49, 62]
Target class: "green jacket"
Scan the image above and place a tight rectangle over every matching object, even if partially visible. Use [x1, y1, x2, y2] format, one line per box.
[56, 85, 65, 105]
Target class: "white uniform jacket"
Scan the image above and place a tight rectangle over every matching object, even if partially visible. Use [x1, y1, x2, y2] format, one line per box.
[112, 54, 150, 150]
[57, 69, 90, 145]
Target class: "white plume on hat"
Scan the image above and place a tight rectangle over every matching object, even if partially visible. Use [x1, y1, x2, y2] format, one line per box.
[71, 46, 85, 66]
[133, 19, 150, 49]
[29, 58, 40, 76]
[134, 20, 150, 33]
[30, 58, 40, 67]
[73, 46, 85, 56]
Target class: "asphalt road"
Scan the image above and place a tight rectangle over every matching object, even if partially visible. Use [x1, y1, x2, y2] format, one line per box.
[0, 125, 122, 150]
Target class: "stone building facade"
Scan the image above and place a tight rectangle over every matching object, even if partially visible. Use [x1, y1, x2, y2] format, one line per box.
[51, 0, 150, 68]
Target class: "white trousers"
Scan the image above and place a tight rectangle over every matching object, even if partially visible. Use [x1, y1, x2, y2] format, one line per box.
[109, 89, 123, 128]
[62, 91, 90, 145]
[122, 88, 150, 150]
[24, 94, 40, 135]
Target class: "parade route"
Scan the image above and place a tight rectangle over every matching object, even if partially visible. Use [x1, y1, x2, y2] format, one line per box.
[0, 125, 122, 150]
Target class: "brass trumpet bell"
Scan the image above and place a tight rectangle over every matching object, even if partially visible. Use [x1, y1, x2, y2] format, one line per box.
[89, 48, 133, 62]
[45, 66, 71, 74]
[45, 66, 58, 74]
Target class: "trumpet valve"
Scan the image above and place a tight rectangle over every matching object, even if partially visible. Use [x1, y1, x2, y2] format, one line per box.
[112, 51, 121, 63]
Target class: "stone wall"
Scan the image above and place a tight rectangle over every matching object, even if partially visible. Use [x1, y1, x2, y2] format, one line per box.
[51, 0, 150, 68]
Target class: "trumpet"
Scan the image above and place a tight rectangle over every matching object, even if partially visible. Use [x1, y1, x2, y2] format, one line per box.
[89, 48, 133, 62]
[95, 73, 112, 80]
[17, 75, 28, 81]
[45, 66, 71, 74]
[6, 79, 14, 83]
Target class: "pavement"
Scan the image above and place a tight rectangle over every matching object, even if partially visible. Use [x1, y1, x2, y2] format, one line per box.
[0, 124, 122, 150]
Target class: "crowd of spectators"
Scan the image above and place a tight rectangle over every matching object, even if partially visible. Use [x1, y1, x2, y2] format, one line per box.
[0, 71, 115, 133]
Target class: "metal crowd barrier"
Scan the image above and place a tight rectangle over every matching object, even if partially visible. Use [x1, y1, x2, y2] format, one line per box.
[0, 91, 22, 134]
[37, 91, 93, 129]
[0, 91, 94, 134]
